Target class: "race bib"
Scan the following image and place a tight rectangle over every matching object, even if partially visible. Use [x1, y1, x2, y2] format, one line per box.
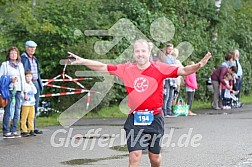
[133, 111, 154, 125]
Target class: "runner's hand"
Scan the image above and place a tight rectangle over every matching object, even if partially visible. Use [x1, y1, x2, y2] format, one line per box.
[199, 52, 212, 68]
[67, 52, 83, 64]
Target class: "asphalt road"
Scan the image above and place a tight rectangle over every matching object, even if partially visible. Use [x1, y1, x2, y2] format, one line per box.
[0, 105, 252, 167]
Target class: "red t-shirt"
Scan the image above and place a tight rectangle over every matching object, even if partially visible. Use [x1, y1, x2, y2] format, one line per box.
[107, 61, 179, 115]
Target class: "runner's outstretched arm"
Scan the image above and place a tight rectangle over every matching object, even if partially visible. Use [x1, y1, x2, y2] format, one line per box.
[68, 51, 108, 72]
[177, 52, 211, 76]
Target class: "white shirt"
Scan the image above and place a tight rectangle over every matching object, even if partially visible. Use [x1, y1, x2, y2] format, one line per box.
[21, 82, 37, 106]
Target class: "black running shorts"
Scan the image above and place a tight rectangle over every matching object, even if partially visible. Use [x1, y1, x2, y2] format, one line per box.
[124, 113, 164, 154]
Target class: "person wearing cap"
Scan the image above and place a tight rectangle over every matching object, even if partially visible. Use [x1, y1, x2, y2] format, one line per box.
[21, 40, 43, 134]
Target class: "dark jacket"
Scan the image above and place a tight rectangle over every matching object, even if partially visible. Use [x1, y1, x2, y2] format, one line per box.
[211, 66, 228, 86]
[21, 52, 43, 92]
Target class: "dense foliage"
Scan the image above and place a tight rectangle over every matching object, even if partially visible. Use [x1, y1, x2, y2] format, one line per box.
[0, 0, 251, 111]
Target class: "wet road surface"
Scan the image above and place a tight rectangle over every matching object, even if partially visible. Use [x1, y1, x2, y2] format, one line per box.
[0, 105, 252, 167]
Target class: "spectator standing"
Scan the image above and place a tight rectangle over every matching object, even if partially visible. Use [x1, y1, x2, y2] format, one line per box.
[171, 48, 184, 105]
[185, 61, 198, 116]
[163, 43, 176, 117]
[20, 70, 37, 137]
[233, 50, 243, 100]
[21, 41, 43, 134]
[221, 52, 235, 67]
[220, 72, 237, 109]
[0, 47, 25, 138]
[210, 66, 237, 110]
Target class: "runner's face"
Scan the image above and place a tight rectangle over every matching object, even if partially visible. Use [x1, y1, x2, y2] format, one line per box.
[133, 42, 150, 66]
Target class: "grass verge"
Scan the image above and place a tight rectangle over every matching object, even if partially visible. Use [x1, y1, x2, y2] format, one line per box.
[1, 95, 252, 130]
[84, 106, 127, 118]
[240, 95, 252, 104]
[37, 113, 61, 127]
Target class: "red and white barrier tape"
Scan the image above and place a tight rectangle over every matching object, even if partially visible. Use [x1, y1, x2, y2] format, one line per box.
[40, 90, 90, 97]
[42, 78, 93, 83]
[39, 58, 95, 110]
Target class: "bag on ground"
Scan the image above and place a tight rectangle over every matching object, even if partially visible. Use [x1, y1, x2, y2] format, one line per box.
[172, 97, 189, 116]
